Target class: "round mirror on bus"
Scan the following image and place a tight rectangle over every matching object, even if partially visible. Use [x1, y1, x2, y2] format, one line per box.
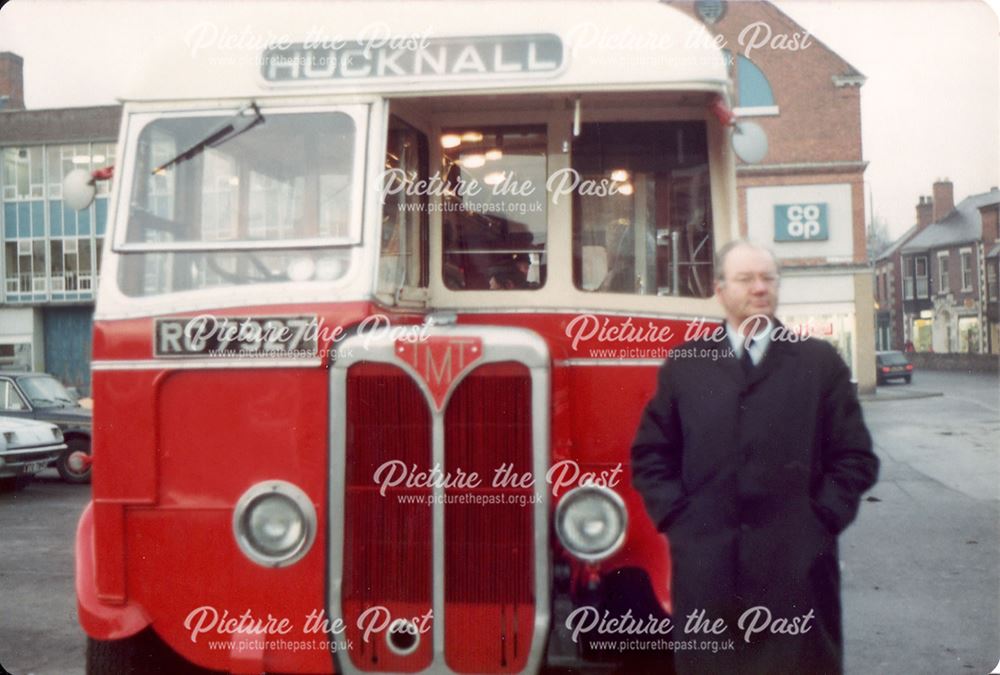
[732, 120, 768, 165]
[63, 169, 97, 211]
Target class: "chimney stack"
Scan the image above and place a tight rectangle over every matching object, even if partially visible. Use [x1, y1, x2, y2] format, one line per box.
[0, 52, 24, 110]
[916, 195, 934, 230]
[980, 202, 999, 244]
[932, 179, 954, 222]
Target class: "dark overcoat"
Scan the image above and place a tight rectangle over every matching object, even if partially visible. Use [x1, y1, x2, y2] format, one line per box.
[631, 325, 879, 675]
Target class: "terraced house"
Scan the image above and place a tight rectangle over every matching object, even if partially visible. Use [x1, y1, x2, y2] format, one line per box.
[876, 179, 1000, 354]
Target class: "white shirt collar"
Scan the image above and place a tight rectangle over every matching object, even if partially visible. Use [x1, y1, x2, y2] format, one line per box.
[725, 320, 773, 364]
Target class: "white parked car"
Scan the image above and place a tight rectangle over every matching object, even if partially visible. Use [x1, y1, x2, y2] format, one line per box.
[0, 416, 67, 491]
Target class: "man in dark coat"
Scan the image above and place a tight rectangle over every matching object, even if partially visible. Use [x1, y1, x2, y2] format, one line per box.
[631, 240, 879, 675]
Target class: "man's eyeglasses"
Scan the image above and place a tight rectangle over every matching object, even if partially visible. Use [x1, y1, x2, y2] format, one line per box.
[726, 274, 779, 287]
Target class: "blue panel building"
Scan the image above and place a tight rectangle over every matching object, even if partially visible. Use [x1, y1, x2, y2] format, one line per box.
[0, 52, 121, 395]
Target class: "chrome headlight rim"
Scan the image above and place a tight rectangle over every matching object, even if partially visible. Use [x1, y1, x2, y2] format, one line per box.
[554, 484, 628, 563]
[233, 480, 316, 568]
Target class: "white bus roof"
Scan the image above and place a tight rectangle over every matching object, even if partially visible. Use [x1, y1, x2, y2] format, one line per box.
[123, 1, 730, 102]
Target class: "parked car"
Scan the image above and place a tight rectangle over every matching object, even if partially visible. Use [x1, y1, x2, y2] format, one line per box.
[0, 416, 67, 490]
[0, 372, 92, 483]
[876, 350, 914, 385]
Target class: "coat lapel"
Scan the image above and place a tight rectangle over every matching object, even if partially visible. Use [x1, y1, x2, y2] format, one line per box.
[745, 320, 796, 388]
[709, 319, 796, 389]
[746, 336, 791, 388]
[701, 326, 745, 388]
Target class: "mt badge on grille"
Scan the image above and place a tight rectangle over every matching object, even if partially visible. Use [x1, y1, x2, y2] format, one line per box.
[395, 337, 483, 410]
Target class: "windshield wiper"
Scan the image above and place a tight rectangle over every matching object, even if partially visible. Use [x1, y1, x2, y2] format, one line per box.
[152, 102, 265, 175]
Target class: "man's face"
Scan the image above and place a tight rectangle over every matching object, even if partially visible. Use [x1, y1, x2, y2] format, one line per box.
[714, 245, 780, 329]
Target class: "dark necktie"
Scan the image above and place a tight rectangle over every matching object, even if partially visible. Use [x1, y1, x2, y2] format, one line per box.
[741, 343, 755, 375]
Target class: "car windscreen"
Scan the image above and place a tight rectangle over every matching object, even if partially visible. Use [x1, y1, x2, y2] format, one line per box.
[18, 376, 75, 408]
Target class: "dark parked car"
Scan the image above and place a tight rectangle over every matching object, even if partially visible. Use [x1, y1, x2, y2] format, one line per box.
[0, 372, 92, 483]
[876, 350, 914, 385]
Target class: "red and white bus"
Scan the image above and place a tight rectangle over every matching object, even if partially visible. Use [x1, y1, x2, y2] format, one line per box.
[72, 2, 760, 672]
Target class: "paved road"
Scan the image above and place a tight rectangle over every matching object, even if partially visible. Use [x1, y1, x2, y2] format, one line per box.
[0, 470, 89, 675]
[0, 370, 997, 675]
[843, 370, 1000, 675]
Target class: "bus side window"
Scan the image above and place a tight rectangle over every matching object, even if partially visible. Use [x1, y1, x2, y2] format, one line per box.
[571, 121, 714, 298]
[379, 116, 429, 299]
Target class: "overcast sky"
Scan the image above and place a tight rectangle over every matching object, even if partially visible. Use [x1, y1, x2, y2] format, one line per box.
[0, 0, 997, 239]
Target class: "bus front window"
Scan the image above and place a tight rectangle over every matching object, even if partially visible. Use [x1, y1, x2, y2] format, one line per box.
[117, 108, 363, 297]
[440, 126, 547, 290]
[572, 121, 714, 298]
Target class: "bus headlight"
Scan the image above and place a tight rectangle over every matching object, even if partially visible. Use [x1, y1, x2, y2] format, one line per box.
[555, 485, 627, 562]
[233, 481, 316, 567]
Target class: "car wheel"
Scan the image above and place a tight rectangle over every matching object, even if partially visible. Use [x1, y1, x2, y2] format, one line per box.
[904, 375, 912, 384]
[57, 437, 92, 484]
[87, 629, 218, 674]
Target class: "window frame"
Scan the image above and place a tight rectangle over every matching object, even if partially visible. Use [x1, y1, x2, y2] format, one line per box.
[937, 251, 950, 294]
[0, 377, 30, 412]
[915, 255, 929, 299]
[439, 123, 549, 292]
[377, 112, 431, 303]
[424, 101, 731, 315]
[112, 104, 371, 254]
[959, 247, 973, 291]
[568, 119, 716, 299]
[902, 257, 914, 300]
[727, 52, 779, 117]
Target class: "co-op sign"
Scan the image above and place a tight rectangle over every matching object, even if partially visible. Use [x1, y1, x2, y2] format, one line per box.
[774, 203, 829, 241]
[261, 34, 564, 83]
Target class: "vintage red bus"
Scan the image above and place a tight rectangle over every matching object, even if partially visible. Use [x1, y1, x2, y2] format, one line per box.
[72, 2, 760, 672]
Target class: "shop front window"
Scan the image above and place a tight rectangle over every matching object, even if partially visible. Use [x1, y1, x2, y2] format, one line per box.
[958, 316, 980, 353]
[780, 314, 853, 371]
[912, 318, 932, 352]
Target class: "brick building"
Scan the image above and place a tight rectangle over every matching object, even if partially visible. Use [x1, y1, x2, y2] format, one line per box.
[987, 205, 1000, 353]
[874, 223, 918, 352]
[672, 0, 874, 390]
[0, 52, 121, 393]
[0, 51, 24, 111]
[893, 182, 1000, 354]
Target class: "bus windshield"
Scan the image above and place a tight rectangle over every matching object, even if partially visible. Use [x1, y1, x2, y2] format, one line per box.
[117, 106, 365, 296]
